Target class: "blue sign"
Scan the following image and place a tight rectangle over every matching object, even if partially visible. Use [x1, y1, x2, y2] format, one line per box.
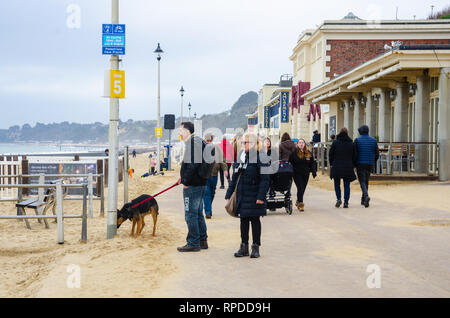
[280, 92, 290, 123]
[102, 24, 126, 55]
[264, 106, 270, 128]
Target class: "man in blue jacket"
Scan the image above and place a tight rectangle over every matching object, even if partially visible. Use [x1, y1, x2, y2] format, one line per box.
[354, 125, 379, 208]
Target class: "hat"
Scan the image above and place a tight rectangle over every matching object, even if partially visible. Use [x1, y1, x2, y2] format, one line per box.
[204, 133, 214, 140]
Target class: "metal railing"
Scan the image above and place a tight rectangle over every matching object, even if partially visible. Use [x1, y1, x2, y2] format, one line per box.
[0, 181, 88, 244]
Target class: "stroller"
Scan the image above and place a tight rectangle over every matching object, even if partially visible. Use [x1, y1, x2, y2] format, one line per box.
[266, 160, 293, 215]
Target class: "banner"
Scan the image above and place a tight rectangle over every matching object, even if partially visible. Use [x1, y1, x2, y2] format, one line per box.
[280, 92, 290, 123]
[264, 106, 270, 128]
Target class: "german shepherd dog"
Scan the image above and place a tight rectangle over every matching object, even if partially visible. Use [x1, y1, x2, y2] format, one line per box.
[117, 194, 159, 237]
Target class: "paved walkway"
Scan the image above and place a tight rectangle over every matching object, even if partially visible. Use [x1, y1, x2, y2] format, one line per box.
[150, 182, 450, 298]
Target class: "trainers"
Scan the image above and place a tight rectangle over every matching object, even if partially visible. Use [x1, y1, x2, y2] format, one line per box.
[200, 240, 208, 250]
[335, 200, 342, 208]
[220, 185, 225, 189]
[343, 203, 349, 209]
[205, 214, 212, 219]
[177, 245, 201, 252]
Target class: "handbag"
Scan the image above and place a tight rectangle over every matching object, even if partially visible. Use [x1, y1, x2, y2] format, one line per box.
[225, 174, 242, 218]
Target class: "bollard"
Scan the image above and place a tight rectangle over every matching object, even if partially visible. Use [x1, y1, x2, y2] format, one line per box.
[56, 181, 64, 244]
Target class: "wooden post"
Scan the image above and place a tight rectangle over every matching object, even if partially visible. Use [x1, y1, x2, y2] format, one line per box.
[124, 146, 129, 204]
[21, 159, 29, 196]
[56, 181, 64, 244]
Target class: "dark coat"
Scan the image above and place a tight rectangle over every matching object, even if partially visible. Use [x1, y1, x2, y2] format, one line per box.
[279, 140, 297, 161]
[329, 132, 357, 181]
[225, 150, 270, 218]
[289, 150, 317, 177]
[180, 135, 208, 186]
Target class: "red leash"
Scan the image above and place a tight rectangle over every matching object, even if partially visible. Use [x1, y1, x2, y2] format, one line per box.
[131, 182, 180, 209]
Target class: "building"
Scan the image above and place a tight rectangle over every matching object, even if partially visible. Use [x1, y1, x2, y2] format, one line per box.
[289, 14, 450, 144]
[246, 75, 292, 144]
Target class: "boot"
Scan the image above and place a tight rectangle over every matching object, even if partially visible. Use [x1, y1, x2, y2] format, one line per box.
[250, 244, 260, 258]
[335, 200, 342, 208]
[299, 202, 305, 212]
[234, 243, 249, 257]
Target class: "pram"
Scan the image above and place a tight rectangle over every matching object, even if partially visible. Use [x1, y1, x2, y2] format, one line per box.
[266, 160, 293, 215]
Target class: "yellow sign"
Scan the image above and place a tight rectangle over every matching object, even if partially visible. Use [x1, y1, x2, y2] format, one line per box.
[155, 127, 163, 137]
[110, 70, 125, 98]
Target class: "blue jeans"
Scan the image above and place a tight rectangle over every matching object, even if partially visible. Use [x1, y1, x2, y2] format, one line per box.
[183, 186, 207, 247]
[334, 178, 351, 204]
[203, 176, 218, 216]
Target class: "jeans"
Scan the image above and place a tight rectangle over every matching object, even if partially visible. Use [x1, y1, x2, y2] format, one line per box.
[240, 216, 261, 246]
[183, 186, 207, 247]
[203, 176, 218, 216]
[334, 178, 351, 204]
[357, 165, 371, 199]
[293, 174, 310, 203]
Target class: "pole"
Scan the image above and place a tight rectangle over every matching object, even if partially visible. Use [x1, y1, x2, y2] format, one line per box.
[56, 181, 64, 244]
[181, 93, 184, 124]
[124, 146, 129, 203]
[81, 184, 87, 243]
[156, 57, 161, 175]
[88, 173, 93, 218]
[107, 0, 120, 239]
[168, 130, 172, 171]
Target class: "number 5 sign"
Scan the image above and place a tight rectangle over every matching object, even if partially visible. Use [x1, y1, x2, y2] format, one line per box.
[110, 70, 125, 98]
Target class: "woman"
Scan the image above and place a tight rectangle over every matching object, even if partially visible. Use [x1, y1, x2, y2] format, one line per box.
[225, 133, 270, 259]
[279, 132, 297, 161]
[329, 128, 357, 208]
[289, 139, 317, 212]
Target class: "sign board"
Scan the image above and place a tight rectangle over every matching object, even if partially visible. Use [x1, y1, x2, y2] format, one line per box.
[280, 92, 290, 123]
[155, 127, 163, 137]
[329, 115, 337, 137]
[264, 106, 270, 128]
[110, 70, 125, 98]
[102, 24, 125, 55]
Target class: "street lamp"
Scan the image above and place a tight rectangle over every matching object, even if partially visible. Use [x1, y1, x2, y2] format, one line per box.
[154, 43, 163, 175]
[188, 102, 192, 122]
[180, 86, 185, 124]
[194, 112, 197, 120]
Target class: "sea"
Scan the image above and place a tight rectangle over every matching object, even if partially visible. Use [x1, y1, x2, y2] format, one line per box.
[0, 143, 106, 155]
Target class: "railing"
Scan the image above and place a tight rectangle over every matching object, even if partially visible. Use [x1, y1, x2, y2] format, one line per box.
[0, 173, 104, 217]
[0, 181, 88, 244]
[310, 141, 439, 177]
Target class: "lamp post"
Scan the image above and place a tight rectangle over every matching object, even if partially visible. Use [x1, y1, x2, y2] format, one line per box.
[194, 112, 197, 120]
[188, 102, 192, 122]
[154, 43, 163, 175]
[180, 86, 185, 124]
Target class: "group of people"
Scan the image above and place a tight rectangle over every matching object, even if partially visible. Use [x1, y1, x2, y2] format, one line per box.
[176, 121, 379, 259]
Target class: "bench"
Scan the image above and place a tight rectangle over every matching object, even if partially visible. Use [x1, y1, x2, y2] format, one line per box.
[16, 189, 57, 229]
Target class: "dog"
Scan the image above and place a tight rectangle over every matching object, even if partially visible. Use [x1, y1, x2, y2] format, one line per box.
[117, 194, 159, 237]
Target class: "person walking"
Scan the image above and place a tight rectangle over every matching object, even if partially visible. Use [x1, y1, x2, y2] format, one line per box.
[225, 133, 270, 259]
[354, 125, 379, 208]
[132, 149, 137, 158]
[150, 155, 156, 175]
[278, 133, 296, 199]
[289, 139, 317, 212]
[203, 133, 227, 219]
[177, 122, 208, 252]
[329, 128, 357, 208]
[219, 137, 233, 189]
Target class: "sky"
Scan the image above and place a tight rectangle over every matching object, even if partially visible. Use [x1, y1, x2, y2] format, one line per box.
[0, 0, 448, 129]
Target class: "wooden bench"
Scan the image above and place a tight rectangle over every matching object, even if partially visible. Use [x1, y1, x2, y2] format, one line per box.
[16, 189, 56, 229]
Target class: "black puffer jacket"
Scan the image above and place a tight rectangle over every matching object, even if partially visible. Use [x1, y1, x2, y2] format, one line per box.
[289, 150, 317, 177]
[180, 135, 207, 186]
[329, 132, 357, 181]
[225, 150, 270, 218]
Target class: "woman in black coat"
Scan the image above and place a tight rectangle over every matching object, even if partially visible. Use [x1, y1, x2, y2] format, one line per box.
[225, 133, 270, 259]
[329, 128, 357, 208]
[289, 139, 317, 212]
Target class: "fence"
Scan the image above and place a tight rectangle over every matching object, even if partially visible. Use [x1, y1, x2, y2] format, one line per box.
[0, 157, 21, 200]
[0, 181, 87, 244]
[0, 173, 104, 217]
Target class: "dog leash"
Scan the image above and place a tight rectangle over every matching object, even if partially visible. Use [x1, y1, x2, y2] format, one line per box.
[131, 182, 180, 209]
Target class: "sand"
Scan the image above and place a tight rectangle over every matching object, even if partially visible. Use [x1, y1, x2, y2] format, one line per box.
[0, 153, 183, 298]
[0, 156, 449, 297]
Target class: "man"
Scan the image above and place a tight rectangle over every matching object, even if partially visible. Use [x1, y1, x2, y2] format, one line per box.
[219, 136, 233, 189]
[354, 125, 379, 208]
[177, 122, 208, 252]
[203, 133, 228, 219]
[312, 130, 321, 143]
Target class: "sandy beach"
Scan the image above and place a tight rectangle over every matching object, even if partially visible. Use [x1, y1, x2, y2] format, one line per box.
[0, 153, 449, 297]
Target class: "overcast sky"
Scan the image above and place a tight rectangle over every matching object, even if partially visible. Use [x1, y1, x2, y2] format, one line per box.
[0, 0, 448, 129]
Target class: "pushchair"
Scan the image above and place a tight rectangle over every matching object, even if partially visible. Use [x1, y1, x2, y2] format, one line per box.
[266, 160, 293, 215]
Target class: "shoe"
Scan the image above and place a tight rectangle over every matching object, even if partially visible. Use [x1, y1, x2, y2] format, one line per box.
[343, 203, 349, 209]
[200, 240, 208, 250]
[177, 244, 201, 252]
[299, 202, 305, 212]
[361, 198, 365, 206]
[220, 185, 225, 189]
[234, 243, 249, 257]
[364, 197, 370, 208]
[250, 244, 260, 258]
[205, 214, 212, 219]
[335, 200, 342, 208]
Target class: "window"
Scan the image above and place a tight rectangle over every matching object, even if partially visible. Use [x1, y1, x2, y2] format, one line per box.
[431, 77, 439, 92]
